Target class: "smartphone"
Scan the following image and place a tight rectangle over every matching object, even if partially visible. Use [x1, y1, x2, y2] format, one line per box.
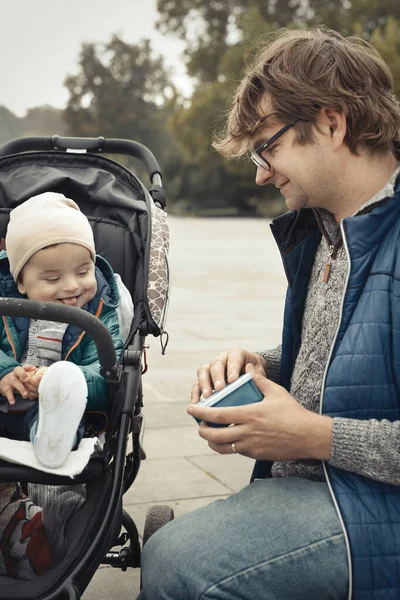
[193, 372, 264, 426]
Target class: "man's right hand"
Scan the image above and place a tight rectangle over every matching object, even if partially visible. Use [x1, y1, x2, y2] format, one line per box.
[191, 347, 267, 404]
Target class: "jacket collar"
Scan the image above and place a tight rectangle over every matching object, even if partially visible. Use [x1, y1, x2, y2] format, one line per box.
[271, 170, 400, 258]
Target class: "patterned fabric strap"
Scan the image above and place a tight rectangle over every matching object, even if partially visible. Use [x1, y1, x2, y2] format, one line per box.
[147, 195, 170, 331]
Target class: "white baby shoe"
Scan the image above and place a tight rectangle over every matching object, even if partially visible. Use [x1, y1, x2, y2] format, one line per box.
[34, 362, 88, 468]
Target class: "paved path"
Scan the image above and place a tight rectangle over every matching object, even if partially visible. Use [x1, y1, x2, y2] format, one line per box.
[84, 216, 287, 598]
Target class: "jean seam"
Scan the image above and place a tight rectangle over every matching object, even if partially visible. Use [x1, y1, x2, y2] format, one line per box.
[200, 533, 345, 599]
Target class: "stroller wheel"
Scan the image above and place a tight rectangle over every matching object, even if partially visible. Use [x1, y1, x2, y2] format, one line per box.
[143, 504, 174, 546]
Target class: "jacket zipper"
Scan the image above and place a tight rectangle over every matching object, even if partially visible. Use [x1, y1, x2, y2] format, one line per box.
[64, 299, 104, 361]
[313, 197, 393, 286]
[319, 219, 353, 600]
[2, 316, 18, 360]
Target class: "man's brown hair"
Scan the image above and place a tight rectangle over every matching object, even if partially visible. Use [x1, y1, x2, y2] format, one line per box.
[214, 27, 400, 158]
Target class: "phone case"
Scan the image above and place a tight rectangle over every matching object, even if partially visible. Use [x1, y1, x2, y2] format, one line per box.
[194, 373, 263, 426]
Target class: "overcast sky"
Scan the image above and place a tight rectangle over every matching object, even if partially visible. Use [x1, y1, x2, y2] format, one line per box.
[0, 0, 189, 116]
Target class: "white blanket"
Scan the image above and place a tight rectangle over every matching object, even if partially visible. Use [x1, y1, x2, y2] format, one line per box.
[0, 437, 101, 478]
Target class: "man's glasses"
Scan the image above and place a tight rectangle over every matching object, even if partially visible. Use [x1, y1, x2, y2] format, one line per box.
[250, 119, 299, 171]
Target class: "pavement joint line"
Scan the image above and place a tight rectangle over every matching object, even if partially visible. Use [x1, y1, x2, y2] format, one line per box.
[145, 424, 198, 430]
[185, 457, 239, 492]
[133, 454, 230, 462]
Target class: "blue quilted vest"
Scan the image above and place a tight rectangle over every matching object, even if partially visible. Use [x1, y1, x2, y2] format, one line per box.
[252, 178, 400, 599]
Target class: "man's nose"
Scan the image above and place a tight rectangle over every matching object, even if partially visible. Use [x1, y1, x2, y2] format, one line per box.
[255, 165, 274, 186]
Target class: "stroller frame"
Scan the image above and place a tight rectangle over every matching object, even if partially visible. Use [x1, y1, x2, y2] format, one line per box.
[0, 135, 169, 599]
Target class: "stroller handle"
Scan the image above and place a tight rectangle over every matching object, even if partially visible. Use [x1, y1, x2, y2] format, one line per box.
[0, 298, 119, 378]
[0, 135, 163, 184]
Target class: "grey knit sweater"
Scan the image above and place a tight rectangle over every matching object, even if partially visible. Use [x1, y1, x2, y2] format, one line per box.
[258, 166, 400, 485]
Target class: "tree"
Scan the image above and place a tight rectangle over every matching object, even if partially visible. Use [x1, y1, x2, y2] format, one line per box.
[158, 0, 400, 215]
[161, 4, 288, 214]
[156, 0, 305, 83]
[64, 35, 178, 175]
[369, 17, 400, 98]
[0, 105, 66, 148]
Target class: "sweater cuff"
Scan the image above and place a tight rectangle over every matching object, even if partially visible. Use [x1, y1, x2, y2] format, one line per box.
[329, 417, 369, 470]
[255, 345, 281, 384]
[328, 417, 399, 485]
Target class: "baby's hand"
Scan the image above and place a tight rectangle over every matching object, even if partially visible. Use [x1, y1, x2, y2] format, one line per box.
[23, 364, 38, 377]
[25, 365, 47, 398]
[0, 367, 31, 405]
[26, 365, 47, 379]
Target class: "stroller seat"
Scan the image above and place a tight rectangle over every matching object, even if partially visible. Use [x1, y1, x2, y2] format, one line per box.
[0, 136, 170, 599]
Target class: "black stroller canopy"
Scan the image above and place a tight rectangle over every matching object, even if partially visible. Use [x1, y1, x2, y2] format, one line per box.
[0, 151, 146, 211]
[0, 151, 157, 335]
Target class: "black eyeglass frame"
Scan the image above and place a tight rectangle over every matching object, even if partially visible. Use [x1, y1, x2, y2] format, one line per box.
[250, 118, 299, 171]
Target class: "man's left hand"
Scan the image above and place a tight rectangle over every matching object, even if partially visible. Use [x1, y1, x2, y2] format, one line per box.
[187, 365, 333, 461]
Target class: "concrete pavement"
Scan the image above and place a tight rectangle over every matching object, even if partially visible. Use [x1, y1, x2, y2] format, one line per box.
[83, 215, 287, 598]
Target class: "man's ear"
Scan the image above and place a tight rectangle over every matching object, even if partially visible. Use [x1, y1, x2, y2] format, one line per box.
[321, 108, 347, 151]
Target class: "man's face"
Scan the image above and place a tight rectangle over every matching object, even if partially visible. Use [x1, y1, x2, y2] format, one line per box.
[250, 104, 342, 212]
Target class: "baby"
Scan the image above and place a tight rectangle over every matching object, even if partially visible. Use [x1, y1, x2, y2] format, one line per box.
[0, 192, 123, 468]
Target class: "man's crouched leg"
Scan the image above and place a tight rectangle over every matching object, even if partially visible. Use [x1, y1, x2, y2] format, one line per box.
[137, 478, 349, 600]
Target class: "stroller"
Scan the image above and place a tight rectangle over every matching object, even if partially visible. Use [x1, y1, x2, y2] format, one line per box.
[0, 135, 172, 598]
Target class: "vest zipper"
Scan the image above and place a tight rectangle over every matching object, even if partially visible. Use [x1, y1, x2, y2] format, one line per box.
[319, 220, 353, 600]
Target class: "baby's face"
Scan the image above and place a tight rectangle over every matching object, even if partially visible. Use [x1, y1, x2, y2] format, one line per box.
[17, 243, 97, 308]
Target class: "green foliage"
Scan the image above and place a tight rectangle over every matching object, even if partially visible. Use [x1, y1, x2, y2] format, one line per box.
[58, 3, 400, 217]
[369, 17, 400, 98]
[0, 105, 66, 148]
[155, 0, 400, 216]
[64, 34, 179, 183]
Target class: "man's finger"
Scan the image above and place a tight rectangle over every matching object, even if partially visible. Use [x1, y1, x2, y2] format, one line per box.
[245, 365, 276, 394]
[208, 441, 240, 455]
[191, 382, 202, 404]
[198, 421, 246, 444]
[226, 349, 247, 383]
[196, 364, 215, 398]
[208, 358, 228, 392]
[188, 403, 248, 426]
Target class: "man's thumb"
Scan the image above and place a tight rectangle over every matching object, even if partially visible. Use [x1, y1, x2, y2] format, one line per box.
[245, 363, 273, 394]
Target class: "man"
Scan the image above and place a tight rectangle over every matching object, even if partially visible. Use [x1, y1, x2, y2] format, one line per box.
[138, 27, 400, 599]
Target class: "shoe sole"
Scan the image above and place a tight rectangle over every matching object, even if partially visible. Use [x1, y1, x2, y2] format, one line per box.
[34, 362, 88, 469]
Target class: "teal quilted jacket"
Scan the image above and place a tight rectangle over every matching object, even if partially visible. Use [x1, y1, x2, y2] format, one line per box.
[0, 252, 123, 411]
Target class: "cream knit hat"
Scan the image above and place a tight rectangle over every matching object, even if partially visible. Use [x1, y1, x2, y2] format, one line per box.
[6, 192, 96, 281]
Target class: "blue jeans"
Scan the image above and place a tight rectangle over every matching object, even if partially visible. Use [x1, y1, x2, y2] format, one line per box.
[138, 477, 349, 600]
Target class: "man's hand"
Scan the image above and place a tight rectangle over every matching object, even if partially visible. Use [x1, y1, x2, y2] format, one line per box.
[187, 365, 333, 461]
[191, 347, 267, 403]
